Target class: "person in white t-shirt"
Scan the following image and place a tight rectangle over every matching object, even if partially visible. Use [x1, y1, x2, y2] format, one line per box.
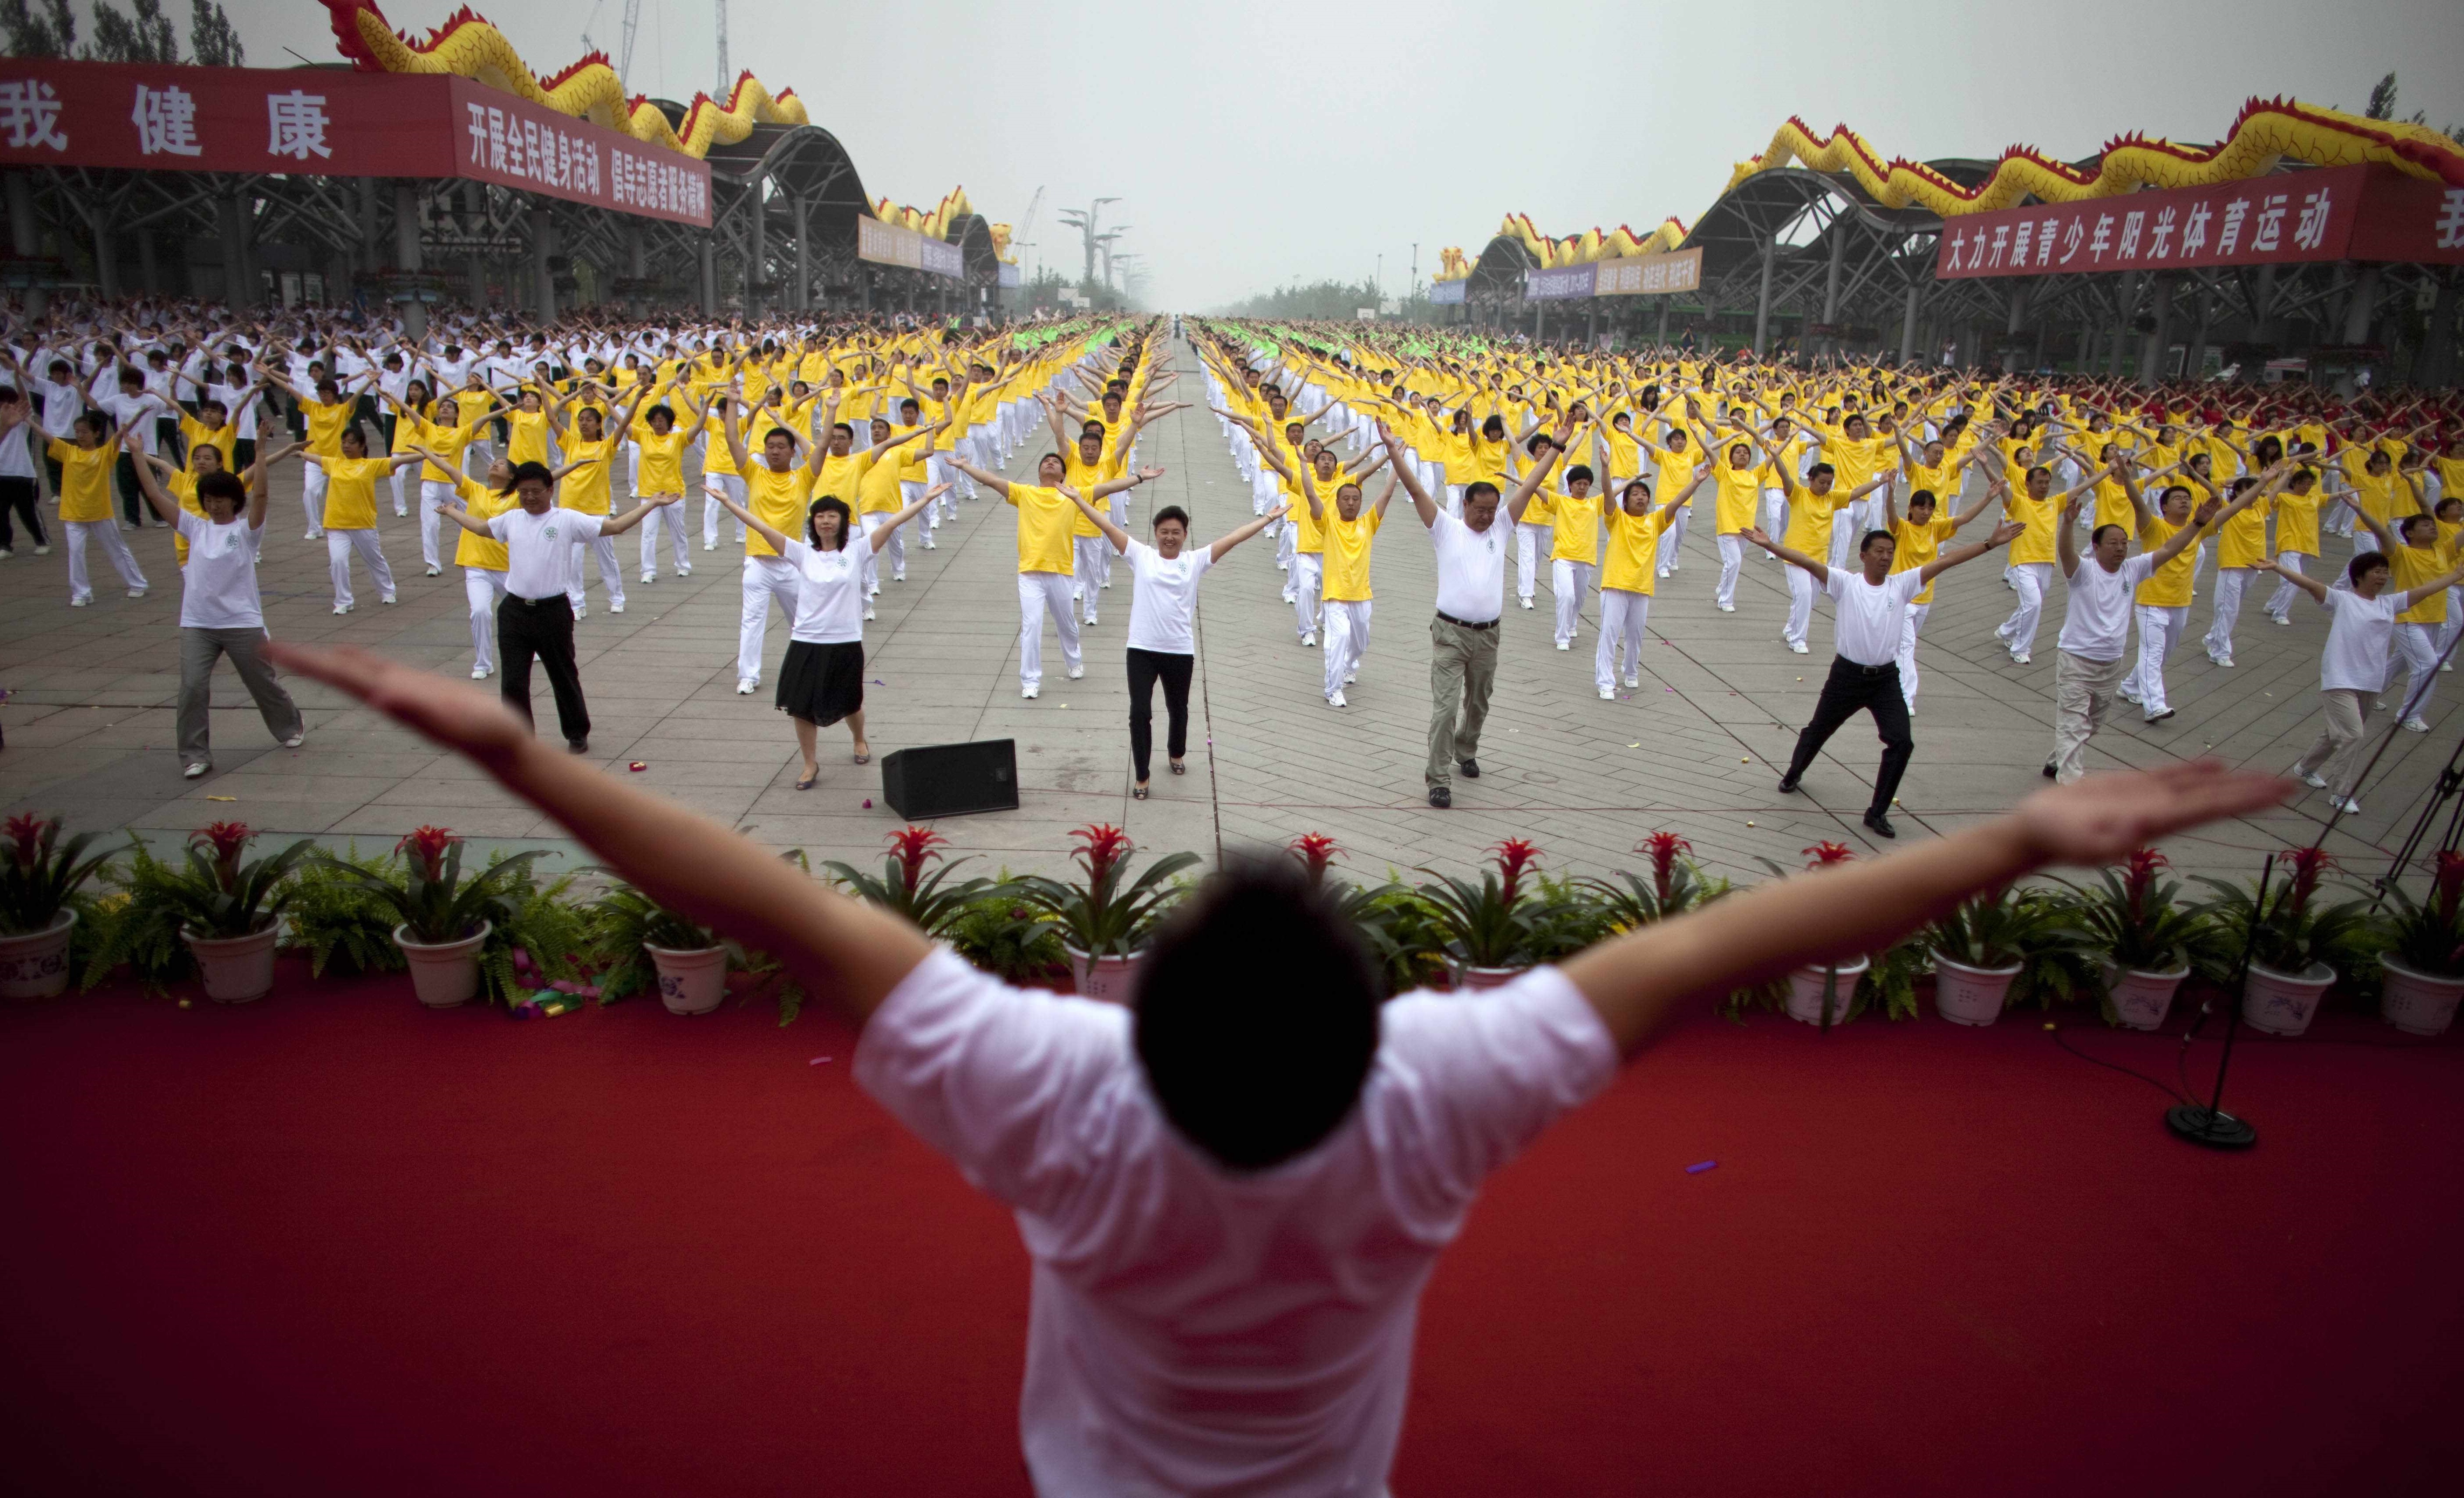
[123, 431, 306, 777]
[2044, 483, 2220, 783]
[1749, 514, 2023, 839]
[1060, 483, 1282, 798]
[263, 635, 2290, 1498]
[2273, 546, 2464, 814]
[704, 480, 940, 788]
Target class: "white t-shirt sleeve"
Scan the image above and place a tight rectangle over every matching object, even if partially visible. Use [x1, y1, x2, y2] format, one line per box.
[1369, 968, 1619, 1228]
[2122, 554, 2156, 588]
[485, 511, 515, 541]
[853, 948, 1128, 1215]
[1822, 566, 1852, 602]
[563, 508, 609, 540]
[1887, 569, 1927, 606]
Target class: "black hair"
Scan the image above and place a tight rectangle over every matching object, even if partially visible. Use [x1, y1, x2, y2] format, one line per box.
[807, 494, 853, 549]
[1152, 505, 1189, 531]
[198, 470, 248, 513]
[2091, 522, 2128, 547]
[1859, 529, 1895, 555]
[830, 422, 854, 440]
[2350, 550, 2391, 585]
[1907, 489, 1938, 511]
[2401, 513, 2436, 541]
[1463, 479, 1500, 504]
[504, 460, 555, 494]
[1132, 856, 1380, 1172]
[1566, 464, 1594, 486]
[1807, 461, 1836, 482]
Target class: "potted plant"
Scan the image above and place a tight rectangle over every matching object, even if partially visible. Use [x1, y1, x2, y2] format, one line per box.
[1772, 843, 1870, 1026]
[1288, 834, 1415, 991]
[0, 813, 114, 1000]
[1415, 838, 1573, 991]
[825, 827, 1005, 941]
[585, 881, 732, 1016]
[129, 822, 316, 1004]
[1925, 883, 2095, 1027]
[2373, 851, 2464, 1037]
[1589, 831, 1730, 930]
[2197, 847, 2371, 1038]
[2059, 849, 2217, 1030]
[1016, 823, 1198, 1002]
[319, 827, 549, 1009]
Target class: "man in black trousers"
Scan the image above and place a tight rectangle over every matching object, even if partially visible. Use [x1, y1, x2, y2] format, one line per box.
[436, 461, 675, 754]
[1742, 515, 2022, 838]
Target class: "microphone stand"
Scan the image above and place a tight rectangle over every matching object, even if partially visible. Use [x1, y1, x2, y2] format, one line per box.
[2166, 852, 2270, 1150]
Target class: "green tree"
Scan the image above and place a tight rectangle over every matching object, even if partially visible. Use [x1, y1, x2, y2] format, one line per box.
[85, 0, 181, 62]
[0, 0, 78, 56]
[189, 0, 241, 65]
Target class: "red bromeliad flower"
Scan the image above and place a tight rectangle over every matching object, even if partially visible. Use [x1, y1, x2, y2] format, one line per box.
[1803, 841, 1855, 869]
[1491, 838, 1543, 907]
[2433, 850, 2464, 930]
[190, 821, 254, 891]
[886, 826, 949, 894]
[1640, 831, 1691, 908]
[2122, 848, 2169, 915]
[395, 825, 459, 883]
[1070, 823, 1134, 889]
[1288, 833, 1342, 888]
[2282, 846, 2335, 918]
[6, 812, 56, 871]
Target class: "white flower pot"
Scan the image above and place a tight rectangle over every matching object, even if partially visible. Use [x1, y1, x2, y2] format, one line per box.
[646, 942, 729, 1016]
[0, 908, 77, 1000]
[1784, 956, 1869, 1026]
[182, 922, 281, 1005]
[1064, 943, 1144, 1004]
[2240, 960, 2335, 1037]
[1933, 953, 2025, 1027]
[2101, 961, 2190, 1032]
[395, 920, 490, 1010]
[1450, 961, 1526, 992]
[2377, 953, 2464, 1037]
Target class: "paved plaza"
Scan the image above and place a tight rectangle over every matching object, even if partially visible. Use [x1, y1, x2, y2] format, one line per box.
[3, 341, 2456, 890]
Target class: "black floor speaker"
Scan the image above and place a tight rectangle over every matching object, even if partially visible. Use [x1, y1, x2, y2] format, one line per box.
[880, 739, 1020, 820]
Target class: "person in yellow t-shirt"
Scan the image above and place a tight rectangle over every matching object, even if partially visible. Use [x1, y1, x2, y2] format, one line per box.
[1636, 422, 1701, 582]
[947, 448, 1087, 697]
[381, 382, 511, 577]
[2347, 468, 2444, 729]
[1992, 457, 2113, 666]
[1594, 469, 1707, 698]
[2120, 475, 2222, 723]
[1768, 459, 1896, 655]
[259, 368, 368, 540]
[628, 378, 705, 582]
[838, 411, 938, 603]
[1299, 461, 1395, 708]
[1881, 475, 1999, 711]
[1698, 420, 1776, 613]
[1546, 457, 1605, 650]
[299, 426, 424, 614]
[50, 413, 150, 604]
[2197, 444, 2284, 669]
[550, 391, 645, 618]
[2260, 464, 2326, 624]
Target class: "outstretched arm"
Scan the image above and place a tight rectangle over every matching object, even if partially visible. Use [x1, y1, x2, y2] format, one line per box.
[1739, 525, 1827, 581]
[1562, 763, 2288, 1055]
[257, 644, 933, 1023]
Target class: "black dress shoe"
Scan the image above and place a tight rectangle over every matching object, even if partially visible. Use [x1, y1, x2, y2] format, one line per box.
[1777, 775, 1800, 794]
[1428, 784, 1452, 808]
[1459, 758, 1480, 779]
[1862, 810, 1897, 838]
[2043, 761, 2058, 779]
[566, 737, 589, 755]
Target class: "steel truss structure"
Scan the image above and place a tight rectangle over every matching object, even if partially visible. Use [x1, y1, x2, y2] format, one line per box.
[1444, 158, 2459, 387]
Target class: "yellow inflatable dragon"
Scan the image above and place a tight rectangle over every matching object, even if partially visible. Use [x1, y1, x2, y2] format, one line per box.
[1437, 96, 2464, 280]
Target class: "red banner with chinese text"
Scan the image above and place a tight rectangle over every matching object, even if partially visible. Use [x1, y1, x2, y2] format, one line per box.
[0, 59, 709, 227]
[1934, 165, 2461, 278]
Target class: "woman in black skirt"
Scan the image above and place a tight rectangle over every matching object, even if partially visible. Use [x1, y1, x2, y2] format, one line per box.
[707, 479, 941, 789]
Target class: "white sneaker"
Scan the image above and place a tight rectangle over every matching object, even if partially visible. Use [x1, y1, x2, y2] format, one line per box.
[1520, 598, 1535, 609]
[333, 603, 352, 615]
[425, 565, 443, 577]
[33, 544, 47, 555]
[472, 665, 491, 680]
[1718, 601, 1735, 613]
[306, 530, 323, 541]
[641, 572, 656, 584]
[737, 678, 758, 695]
[395, 507, 408, 518]
[1327, 689, 1348, 707]
[1343, 669, 1358, 685]
[702, 540, 715, 551]
[2336, 797, 2363, 814]
[380, 594, 397, 606]
[923, 536, 936, 550]
[1100, 579, 1112, 590]
[2446, 662, 2457, 674]
[183, 762, 210, 779]
[1066, 663, 1085, 680]
[1789, 640, 1809, 654]
[1656, 566, 1670, 579]
[2403, 716, 2431, 733]
[282, 729, 305, 748]
[2011, 651, 2032, 665]
[1300, 632, 1316, 647]
[864, 603, 876, 620]
[1598, 686, 1617, 700]
[677, 565, 692, 577]
[1623, 671, 1640, 689]
[1021, 682, 1039, 699]
[69, 595, 89, 606]
[893, 572, 906, 584]
[2291, 764, 2328, 789]
[609, 600, 624, 613]
[2272, 613, 2290, 626]
[1555, 640, 1571, 651]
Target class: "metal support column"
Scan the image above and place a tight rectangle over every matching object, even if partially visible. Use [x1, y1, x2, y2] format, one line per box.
[2003, 281, 2027, 371]
[743, 169, 765, 313]
[530, 203, 555, 320]
[2412, 273, 2457, 388]
[791, 194, 809, 310]
[699, 235, 717, 316]
[1819, 218, 1846, 355]
[1898, 278, 1920, 365]
[2185, 279, 2215, 380]
[1753, 235, 1777, 356]
[2138, 273, 2175, 383]
[219, 189, 255, 309]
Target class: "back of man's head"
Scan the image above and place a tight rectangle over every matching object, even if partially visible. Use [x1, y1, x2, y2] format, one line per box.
[1133, 857, 1380, 1173]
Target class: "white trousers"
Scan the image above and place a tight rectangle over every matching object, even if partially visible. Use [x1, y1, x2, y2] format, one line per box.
[1074, 533, 1108, 618]
[638, 496, 691, 573]
[419, 479, 457, 570]
[1514, 521, 1549, 601]
[1997, 562, 2052, 654]
[703, 474, 747, 547]
[2391, 621, 2440, 722]
[326, 527, 395, 608]
[65, 518, 147, 601]
[1897, 602, 1932, 708]
[1323, 598, 1372, 697]
[2128, 604, 2186, 715]
[464, 566, 506, 673]
[568, 533, 624, 610]
[1596, 589, 1650, 690]
[301, 461, 327, 534]
[862, 511, 904, 595]
[1715, 532, 1745, 608]
[1018, 571, 1081, 687]
[1785, 564, 1816, 648]
[1291, 551, 1323, 637]
[2264, 553, 2308, 619]
[1551, 559, 1596, 645]
[737, 555, 801, 685]
[389, 465, 408, 517]
[1655, 504, 1690, 572]
[2204, 568, 2251, 659]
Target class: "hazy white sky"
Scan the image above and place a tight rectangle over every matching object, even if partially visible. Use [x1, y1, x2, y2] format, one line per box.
[213, 0, 2464, 308]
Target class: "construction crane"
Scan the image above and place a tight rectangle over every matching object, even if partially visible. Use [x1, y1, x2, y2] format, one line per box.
[1012, 185, 1045, 273]
[617, 0, 643, 83]
[714, 0, 731, 95]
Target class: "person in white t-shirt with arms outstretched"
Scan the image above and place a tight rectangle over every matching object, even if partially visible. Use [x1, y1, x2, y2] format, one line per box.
[2272, 542, 2464, 815]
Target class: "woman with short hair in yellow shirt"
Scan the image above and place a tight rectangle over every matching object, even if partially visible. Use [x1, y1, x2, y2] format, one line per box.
[1299, 462, 1396, 709]
[2344, 468, 2444, 731]
[2261, 462, 2327, 625]
[2120, 472, 2221, 724]
[45, 410, 152, 606]
[301, 426, 425, 614]
[1595, 467, 1707, 699]
[628, 377, 705, 583]
[1883, 475, 2000, 712]
[550, 385, 652, 618]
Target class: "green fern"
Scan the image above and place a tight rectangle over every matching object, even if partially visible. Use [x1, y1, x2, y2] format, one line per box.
[279, 844, 407, 979]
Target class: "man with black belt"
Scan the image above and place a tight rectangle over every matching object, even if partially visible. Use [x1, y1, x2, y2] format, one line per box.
[1379, 420, 1563, 809]
[1745, 515, 2023, 839]
[438, 460, 675, 754]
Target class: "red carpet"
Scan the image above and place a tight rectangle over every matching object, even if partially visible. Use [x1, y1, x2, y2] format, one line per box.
[3, 958, 2458, 1496]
